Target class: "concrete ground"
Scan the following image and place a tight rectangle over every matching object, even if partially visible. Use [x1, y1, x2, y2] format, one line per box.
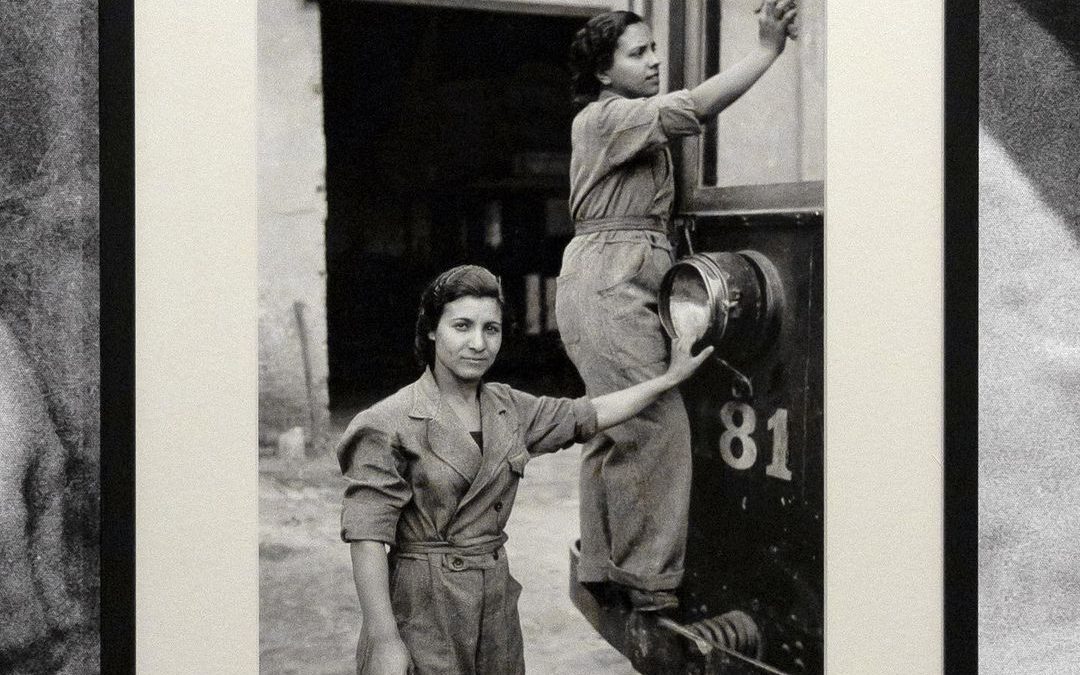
[259, 444, 637, 674]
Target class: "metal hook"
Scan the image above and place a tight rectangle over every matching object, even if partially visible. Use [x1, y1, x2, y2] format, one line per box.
[683, 223, 695, 256]
[674, 216, 696, 255]
[714, 356, 754, 399]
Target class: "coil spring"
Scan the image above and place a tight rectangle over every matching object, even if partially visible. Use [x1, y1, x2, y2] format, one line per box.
[684, 610, 763, 659]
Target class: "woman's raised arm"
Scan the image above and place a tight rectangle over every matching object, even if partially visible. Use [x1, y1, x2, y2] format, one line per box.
[687, 0, 798, 119]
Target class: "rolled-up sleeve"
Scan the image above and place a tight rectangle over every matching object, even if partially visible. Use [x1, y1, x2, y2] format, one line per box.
[507, 388, 599, 456]
[336, 413, 411, 543]
[598, 90, 702, 168]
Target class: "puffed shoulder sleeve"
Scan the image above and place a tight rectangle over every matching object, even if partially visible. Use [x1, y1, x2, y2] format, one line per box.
[336, 411, 411, 544]
[506, 387, 598, 456]
[594, 90, 702, 167]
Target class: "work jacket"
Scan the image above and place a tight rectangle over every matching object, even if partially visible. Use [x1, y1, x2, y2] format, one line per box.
[338, 368, 597, 674]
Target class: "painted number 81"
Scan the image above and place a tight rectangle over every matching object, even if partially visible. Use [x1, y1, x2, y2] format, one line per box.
[718, 402, 792, 481]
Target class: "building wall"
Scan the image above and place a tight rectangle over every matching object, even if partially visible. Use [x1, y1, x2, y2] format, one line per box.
[258, 0, 329, 448]
[258, 0, 636, 450]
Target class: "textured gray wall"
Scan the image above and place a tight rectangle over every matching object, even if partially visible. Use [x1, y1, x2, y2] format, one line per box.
[0, 0, 100, 670]
[258, 0, 330, 449]
[979, 0, 1080, 670]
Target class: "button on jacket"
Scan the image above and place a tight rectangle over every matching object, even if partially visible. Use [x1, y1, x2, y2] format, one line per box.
[338, 369, 597, 674]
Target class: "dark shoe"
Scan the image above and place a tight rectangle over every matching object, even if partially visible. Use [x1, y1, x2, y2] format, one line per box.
[627, 588, 679, 612]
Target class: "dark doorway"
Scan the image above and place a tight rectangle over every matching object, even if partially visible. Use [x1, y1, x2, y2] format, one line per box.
[320, 1, 586, 413]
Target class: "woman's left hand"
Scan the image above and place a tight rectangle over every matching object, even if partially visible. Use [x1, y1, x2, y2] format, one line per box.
[665, 337, 714, 385]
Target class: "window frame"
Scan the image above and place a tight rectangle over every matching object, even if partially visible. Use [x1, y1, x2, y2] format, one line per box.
[671, 0, 824, 216]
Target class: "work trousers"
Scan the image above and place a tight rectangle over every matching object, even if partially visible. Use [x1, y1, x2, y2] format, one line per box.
[555, 229, 692, 591]
[358, 542, 524, 675]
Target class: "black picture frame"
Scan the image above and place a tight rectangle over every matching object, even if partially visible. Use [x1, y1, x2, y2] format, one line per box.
[944, 1, 979, 672]
[99, 0, 136, 671]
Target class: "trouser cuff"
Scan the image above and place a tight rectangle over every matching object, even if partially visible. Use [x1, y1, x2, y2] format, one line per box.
[607, 564, 683, 592]
[576, 561, 610, 584]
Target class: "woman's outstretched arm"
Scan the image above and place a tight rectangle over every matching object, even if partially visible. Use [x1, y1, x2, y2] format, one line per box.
[350, 541, 411, 675]
[688, 0, 798, 119]
[591, 337, 714, 431]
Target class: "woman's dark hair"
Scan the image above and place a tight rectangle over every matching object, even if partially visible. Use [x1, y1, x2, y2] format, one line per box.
[569, 11, 644, 107]
[414, 265, 505, 368]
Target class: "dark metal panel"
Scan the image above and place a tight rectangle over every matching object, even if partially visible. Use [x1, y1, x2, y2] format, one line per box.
[676, 216, 824, 675]
[568, 214, 824, 675]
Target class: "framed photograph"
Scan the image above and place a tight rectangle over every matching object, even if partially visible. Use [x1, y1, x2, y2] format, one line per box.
[130, 0, 958, 673]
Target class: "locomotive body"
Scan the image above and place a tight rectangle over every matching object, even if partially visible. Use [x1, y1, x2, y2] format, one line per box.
[570, 213, 824, 675]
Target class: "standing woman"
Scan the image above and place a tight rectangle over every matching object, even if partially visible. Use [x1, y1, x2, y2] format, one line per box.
[556, 4, 798, 611]
[338, 265, 712, 674]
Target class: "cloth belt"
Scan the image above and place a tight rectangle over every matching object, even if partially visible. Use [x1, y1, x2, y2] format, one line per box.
[393, 539, 505, 571]
[574, 215, 667, 236]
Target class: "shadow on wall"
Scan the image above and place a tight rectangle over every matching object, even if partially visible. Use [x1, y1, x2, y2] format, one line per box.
[980, 0, 1080, 239]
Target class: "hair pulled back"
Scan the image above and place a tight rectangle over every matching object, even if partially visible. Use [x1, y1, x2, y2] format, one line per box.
[414, 265, 505, 368]
[568, 11, 644, 107]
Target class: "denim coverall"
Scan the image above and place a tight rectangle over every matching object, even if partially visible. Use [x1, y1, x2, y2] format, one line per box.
[338, 369, 598, 674]
[555, 89, 703, 592]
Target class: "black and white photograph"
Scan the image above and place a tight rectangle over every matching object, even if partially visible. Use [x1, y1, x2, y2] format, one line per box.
[30, 0, 1080, 670]
[257, 1, 824, 673]
[0, 1, 103, 672]
[976, 0, 1080, 671]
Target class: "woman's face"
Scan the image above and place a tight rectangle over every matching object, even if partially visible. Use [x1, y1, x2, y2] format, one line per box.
[598, 23, 660, 99]
[429, 295, 503, 384]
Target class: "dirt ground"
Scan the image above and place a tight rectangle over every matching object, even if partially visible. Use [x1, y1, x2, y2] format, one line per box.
[259, 443, 637, 674]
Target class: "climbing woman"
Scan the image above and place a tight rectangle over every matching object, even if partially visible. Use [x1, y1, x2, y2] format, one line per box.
[556, 3, 798, 611]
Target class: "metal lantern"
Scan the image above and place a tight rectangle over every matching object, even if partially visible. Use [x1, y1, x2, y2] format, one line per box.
[658, 250, 785, 365]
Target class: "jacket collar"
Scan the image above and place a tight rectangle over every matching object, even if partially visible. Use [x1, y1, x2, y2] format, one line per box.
[406, 368, 517, 507]
[407, 368, 509, 420]
[407, 368, 442, 420]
